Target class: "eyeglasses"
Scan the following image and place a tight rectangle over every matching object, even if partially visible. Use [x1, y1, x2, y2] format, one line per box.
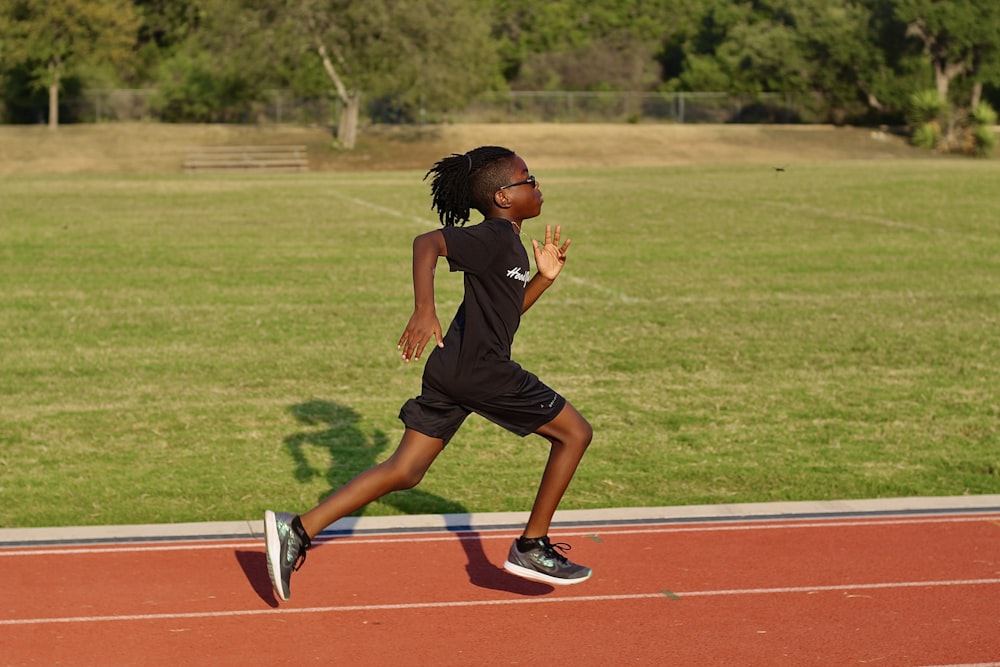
[499, 175, 537, 190]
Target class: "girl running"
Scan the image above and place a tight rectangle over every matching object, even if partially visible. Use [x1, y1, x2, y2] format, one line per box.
[265, 146, 592, 601]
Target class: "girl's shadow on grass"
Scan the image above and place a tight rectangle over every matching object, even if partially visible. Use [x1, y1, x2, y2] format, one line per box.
[237, 399, 551, 605]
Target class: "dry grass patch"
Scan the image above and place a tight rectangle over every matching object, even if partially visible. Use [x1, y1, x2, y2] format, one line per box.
[0, 121, 935, 176]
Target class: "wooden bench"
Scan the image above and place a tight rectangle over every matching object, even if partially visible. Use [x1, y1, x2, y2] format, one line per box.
[183, 145, 309, 173]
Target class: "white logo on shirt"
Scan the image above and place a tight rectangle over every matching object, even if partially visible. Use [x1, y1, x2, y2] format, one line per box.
[507, 267, 530, 288]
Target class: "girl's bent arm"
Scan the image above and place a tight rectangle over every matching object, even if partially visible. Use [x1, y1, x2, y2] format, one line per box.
[398, 230, 447, 362]
[522, 274, 554, 313]
[411, 231, 447, 310]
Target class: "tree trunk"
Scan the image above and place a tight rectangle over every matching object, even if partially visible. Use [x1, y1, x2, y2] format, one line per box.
[337, 92, 361, 149]
[857, 80, 884, 112]
[313, 33, 361, 149]
[934, 63, 948, 101]
[48, 61, 60, 129]
[934, 58, 968, 148]
[971, 81, 983, 109]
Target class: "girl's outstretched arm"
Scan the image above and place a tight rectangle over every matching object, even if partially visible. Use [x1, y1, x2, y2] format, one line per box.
[523, 225, 571, 314]
[398, 230, 447, 362]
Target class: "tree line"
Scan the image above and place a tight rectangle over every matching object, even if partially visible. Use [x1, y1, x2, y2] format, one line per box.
[1, 0, 997, 153]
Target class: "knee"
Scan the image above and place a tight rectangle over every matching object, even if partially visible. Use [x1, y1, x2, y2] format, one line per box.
[578, 419, 594, 450]
[564, 416, 593, 453]
[383, 459, 427, 491]
[544, 407, 593, 453]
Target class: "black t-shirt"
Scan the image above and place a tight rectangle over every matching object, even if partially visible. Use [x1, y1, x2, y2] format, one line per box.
[422, 217, 530, 401]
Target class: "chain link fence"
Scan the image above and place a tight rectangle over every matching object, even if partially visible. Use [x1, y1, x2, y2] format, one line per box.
[460, 91, 800, 124]
[61, 89, 337, 125]
[56, 89, 800, 125]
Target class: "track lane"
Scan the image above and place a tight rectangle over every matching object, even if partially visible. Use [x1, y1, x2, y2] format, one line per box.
[3, 512, 999, 666]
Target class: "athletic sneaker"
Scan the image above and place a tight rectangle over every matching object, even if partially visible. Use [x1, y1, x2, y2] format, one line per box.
[503, 536, 592, 585]
[263, 510, 310, 601]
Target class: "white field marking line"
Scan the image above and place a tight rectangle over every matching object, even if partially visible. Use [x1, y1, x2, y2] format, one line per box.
[326, 189, 434, 228]
[328, 190, 641, 304]
[651, 289, 1000, 305]
[3, 513, 998, 558]
[565, 276, 640, 304]
[762, 200, 998, 245]
[2, 578, 999, 627]
[761, 200, 946, 235]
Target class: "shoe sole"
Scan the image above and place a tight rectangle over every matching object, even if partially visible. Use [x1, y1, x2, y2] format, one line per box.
[503, 559, 592, 586]
[263, 510, 290, 601]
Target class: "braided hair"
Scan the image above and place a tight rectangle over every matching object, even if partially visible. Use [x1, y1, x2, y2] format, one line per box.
[424, 146, 516, 226]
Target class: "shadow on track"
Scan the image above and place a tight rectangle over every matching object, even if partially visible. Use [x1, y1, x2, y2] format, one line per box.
[236, 400, 552, 605]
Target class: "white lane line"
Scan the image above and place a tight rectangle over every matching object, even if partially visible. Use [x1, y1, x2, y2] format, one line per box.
[3, 513, 998, 557]
[2, 578, 998, 627]
[327, 189, 434, 227]
[677, 578, 1000, 598]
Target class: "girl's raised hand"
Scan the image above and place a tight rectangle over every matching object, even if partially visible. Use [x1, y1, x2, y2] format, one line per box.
[531, 224, 571, 281]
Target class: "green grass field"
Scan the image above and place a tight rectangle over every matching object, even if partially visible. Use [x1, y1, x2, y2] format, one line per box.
[2, 159, 998, 528]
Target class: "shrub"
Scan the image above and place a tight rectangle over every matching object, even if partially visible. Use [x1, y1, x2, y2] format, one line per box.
[968, 102, 997, 157]
[970, 101, 998, 127]
[911, 121, 941, 150]
[906, 89, 947, 126]
[971, 125, 997, 158]
[907, 90, 948, 150]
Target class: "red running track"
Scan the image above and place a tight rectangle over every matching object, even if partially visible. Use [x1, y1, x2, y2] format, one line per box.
[3, 509, 999, 666]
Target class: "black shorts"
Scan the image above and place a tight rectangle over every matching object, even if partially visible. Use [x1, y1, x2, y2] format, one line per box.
[398, 371, 566, 445]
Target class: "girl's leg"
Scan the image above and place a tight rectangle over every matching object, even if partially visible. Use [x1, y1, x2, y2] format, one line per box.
[298, 428, 445, 538]
[522, 402, 592, 539]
